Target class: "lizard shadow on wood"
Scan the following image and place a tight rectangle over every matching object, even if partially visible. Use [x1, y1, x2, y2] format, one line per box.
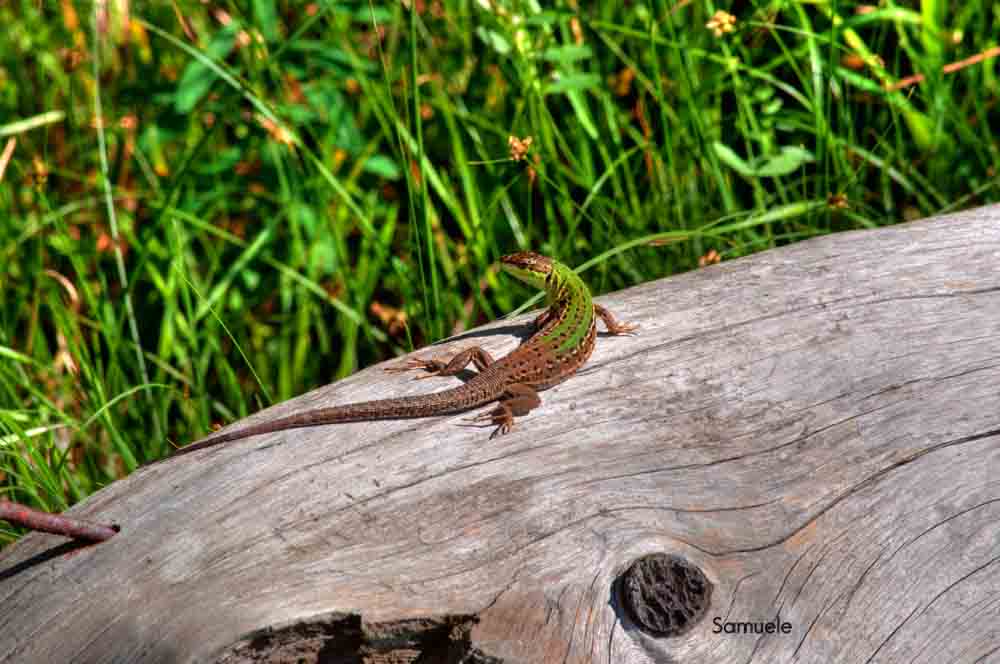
[438, 318, 631, 348]
[420, 323, 537, 384]
[429, 322, 536, 346]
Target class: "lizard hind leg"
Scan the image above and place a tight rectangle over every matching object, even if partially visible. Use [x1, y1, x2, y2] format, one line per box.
[468, 383, 542, 439]
[385, 346, 496, 380]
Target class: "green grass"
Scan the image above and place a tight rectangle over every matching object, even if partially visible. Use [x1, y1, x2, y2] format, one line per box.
[1, 0, 998, 545]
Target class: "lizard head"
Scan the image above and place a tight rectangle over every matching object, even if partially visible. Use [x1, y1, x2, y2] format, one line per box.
[500, 251, 555, 290]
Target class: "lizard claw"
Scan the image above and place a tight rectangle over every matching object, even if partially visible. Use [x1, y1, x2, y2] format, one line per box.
[457, 421, 495, 431]
[410, 373, 439, 381]
[460, 413, 512, 438]
[385, 357, 439, 376]
[609, 322, 640, 336]
[384, 359, 416, 373]
[465, 407, 513, 438]
[489, 421, 513, 439]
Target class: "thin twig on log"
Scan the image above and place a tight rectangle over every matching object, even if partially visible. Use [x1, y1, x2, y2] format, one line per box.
[0, 501, 119, 543]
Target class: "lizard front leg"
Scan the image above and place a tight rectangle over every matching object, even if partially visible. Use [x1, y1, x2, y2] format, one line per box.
[594, 303, 639, 335]
[532, 308, 554, 329]
[469, 383, 541, 439]
[385, 346, 496, 380]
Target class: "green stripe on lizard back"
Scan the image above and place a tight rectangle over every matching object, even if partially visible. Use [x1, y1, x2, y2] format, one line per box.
[547, 262, 595, 354]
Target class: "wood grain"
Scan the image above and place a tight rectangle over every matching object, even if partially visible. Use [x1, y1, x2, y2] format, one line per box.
[2, 206, 999, 663]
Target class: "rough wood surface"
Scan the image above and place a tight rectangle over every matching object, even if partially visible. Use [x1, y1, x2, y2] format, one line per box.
[2, 206, 999, 663]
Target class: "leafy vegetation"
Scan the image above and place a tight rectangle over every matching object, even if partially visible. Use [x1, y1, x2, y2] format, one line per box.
[1, 0, 998, 544]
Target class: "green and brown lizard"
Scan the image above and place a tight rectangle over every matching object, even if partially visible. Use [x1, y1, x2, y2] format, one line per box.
[173, 251, 637, 456]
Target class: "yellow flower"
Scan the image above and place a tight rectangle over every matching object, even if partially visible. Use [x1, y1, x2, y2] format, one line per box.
[706, 10, 736, 38]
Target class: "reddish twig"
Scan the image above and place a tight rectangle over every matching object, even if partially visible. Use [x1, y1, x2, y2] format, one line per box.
[886, 46, 1000, 92]
[0, 501, 119, 542]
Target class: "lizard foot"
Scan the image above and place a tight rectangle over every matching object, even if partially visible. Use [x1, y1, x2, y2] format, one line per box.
[607, 321, 640, 335]
[465, 407, 514, 439]
[384, 357, 445, 379]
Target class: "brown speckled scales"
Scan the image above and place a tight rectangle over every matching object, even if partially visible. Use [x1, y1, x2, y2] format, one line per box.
[171, 253, 636, 457]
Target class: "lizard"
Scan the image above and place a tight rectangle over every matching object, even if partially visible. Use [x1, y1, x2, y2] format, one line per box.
[171, 251, 637, 457]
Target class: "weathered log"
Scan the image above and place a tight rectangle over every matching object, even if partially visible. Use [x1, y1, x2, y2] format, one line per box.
[2, 205, 999, 663]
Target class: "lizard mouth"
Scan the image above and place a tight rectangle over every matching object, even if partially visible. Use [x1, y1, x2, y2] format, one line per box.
[500, 252, 553, 288]
[500, 251, 552, 290]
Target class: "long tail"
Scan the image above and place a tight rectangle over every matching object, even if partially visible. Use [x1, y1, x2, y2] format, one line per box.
[170, 381, 498, 458]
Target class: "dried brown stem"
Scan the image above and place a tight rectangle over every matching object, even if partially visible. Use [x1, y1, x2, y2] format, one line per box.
[886, 45, 1000, 92]
[0, 500, 119, 542]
